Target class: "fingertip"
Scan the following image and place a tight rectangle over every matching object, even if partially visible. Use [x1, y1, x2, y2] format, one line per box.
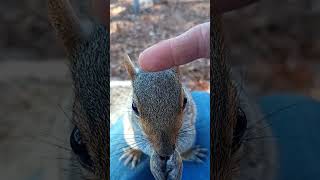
[138, 47, 156, 72]
[138, 51, 151, 71]
[138, 40, 175, 72]
[138, 22, 210, 72]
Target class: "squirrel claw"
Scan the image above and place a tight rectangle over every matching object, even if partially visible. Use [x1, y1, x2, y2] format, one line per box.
[119, 148, 142, 168]
[181, 145, 207, 163]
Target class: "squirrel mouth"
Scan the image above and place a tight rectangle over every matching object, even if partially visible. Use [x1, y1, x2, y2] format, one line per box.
[158, 155, 171, 175]
[159, 155, 170, 161]
[150, 150, 182, 180]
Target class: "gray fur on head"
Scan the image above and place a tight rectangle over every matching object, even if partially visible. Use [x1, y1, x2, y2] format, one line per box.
[133, 69, 182, 127]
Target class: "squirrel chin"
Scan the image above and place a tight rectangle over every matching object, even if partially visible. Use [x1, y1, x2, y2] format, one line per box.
[150, 150, 183, 180]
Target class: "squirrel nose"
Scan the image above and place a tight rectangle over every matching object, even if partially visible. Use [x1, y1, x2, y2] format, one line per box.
[159, 155, 170, 161]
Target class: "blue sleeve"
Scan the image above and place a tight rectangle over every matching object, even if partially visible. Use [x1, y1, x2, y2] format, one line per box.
[259, 94, 320, 180]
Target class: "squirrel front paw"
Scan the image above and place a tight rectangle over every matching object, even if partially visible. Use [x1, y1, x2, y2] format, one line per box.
[181, 145, 207, 163]
[119, 148, 142, 168]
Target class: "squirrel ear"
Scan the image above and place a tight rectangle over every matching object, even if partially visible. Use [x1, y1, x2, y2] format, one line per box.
[48, 0, 84, 53]
[123, 54, 137, 80]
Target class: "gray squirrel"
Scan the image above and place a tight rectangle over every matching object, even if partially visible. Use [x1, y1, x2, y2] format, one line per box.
[48, 0, 109, 179]
[121, 55, 207, 180]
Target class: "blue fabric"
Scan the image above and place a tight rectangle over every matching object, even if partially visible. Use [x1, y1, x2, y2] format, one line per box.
[259, 94, 320, 180]
[110, 92, 210, 180]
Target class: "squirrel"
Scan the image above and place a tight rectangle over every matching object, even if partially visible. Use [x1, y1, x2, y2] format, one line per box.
[48, 0, 109, 179]
[47, 0, 277, 179]
[211, 9, 277, 180]
[121, 55, 207, 180]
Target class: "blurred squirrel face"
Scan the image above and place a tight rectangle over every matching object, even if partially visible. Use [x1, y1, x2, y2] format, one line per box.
[132, 69, 185, 157]
[67, 26, 109, 180]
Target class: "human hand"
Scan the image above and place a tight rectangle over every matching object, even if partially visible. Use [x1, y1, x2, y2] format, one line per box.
[138, 0, 258, 72]
[139, 22, 209, 72]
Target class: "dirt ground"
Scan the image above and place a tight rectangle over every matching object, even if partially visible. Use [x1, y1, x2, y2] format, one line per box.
[223, 0, 320, 98]
[110, 0, 210, 91]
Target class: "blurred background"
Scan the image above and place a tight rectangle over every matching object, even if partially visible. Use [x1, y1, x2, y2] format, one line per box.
[0, 1, 90, 179]
[0, 0, 319, 179]
[223, 0, 320, 99]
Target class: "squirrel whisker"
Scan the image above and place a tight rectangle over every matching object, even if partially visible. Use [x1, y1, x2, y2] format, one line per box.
[242, 136, 278, 142]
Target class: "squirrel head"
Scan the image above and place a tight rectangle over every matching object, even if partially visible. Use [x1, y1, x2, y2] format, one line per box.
[48, 0, 109, 179]
[124, 55, 186, 157]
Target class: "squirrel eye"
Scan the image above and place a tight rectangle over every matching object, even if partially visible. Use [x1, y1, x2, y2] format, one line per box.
[232, 107, 247, 152]
[182, 97, 187, 109]
[132, 102, 139, 115]
[70, 127, 93, 170]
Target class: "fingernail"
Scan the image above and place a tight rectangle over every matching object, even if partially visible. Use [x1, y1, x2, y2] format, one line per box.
[138, 50, 151, 71]
[138, 45, 159, 72]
